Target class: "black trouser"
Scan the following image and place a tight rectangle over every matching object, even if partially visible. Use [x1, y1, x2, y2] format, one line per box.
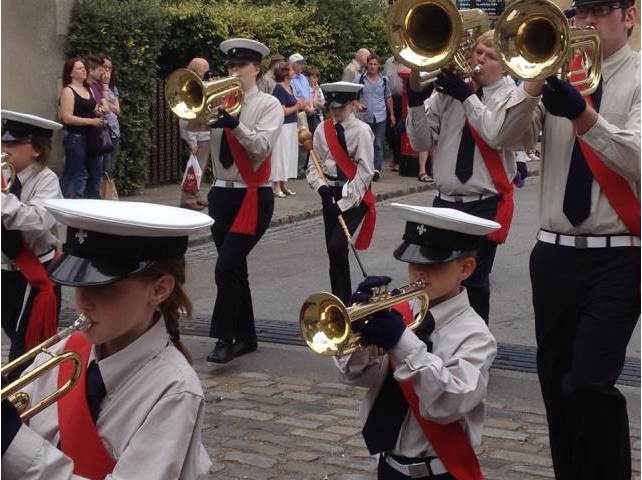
[530, 243, 639, 480]
[386, 95, 403, 165]
[432, 195, 500, 323]
[377, 456, 454, 480]
[208, 186, 274, 344]
[323, 186, 368, 307]
[1, 261, 61, 380]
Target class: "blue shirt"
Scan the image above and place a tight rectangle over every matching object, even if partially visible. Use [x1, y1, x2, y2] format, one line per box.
[291, 73, 311, 101]
[354, 73, 391, 123]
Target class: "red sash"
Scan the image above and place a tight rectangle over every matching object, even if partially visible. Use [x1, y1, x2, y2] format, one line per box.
[322, 119, 377, 249]
[465, 122, 514, 244]
[13, 244, 58, 349]
[391, 302, 484, 480]
[568, 55, 641, 236]
[223, 128, 272, 236]
[58, 333, 116, 479]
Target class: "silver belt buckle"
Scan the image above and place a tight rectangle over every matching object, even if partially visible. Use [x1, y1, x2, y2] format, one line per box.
[453, 195, 464, 203]
[225, 181, 235, 188]
[407, 462, 430, 478]
[574, 236, 588, 248]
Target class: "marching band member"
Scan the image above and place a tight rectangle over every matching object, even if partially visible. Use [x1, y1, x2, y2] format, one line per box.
[1, 199, 213, 479]
[206, 38, 284, 364]
[520, 1, 640, 478]
[306, 81, 376, 307]
[336, 204, 498, 480]
[405, 30, 540, 324]
[1, 111, 63, 376]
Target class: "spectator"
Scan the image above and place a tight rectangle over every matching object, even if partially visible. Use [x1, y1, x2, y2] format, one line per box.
[258, 53, 284, 94]
[84, 54, 110, 199]
[289, 53, 315, 176]
[59, 57, 103, 198]
[383, 55, 405, 172]
[418, 151, 433, 183]
[354, 53, 394, 180]
[271, 62, 301, 197]
[178, 57, 211, 210]
[305, 65, 326, 134]
[342, 48, 370, 82]
[99, 54, 120, 177]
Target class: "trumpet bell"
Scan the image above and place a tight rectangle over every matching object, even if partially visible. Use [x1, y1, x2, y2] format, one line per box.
[1, 158, 16, 193]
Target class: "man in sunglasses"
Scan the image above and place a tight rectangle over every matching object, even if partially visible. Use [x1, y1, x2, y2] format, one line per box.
[520, 1, 639, 478]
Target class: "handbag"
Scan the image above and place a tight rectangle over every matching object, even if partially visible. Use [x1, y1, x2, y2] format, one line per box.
[181, 153, 202, 194]
[100, 173, 119, 200]
[88, 125, 113, 156]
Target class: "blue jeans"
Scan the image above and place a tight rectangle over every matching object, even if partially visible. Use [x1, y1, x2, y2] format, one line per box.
[369, 120, 386, 171]
[61, 133, 88, 198]
[86, 154, 104, 199]
[102, 136, 120, 176]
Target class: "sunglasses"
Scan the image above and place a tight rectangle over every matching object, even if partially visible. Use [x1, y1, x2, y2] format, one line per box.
[574, 3, 624, 18]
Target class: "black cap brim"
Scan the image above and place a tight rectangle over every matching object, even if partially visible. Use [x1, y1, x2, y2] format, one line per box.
[393, 242, 465, 265]
[48, 254, 155, 286]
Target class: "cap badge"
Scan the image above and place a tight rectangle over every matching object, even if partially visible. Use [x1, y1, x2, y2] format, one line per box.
[75, 229, 88, 245]
[416, 224, 427, 236]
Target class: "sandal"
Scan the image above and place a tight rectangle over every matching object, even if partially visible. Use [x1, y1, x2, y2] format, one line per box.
[391, 163, 399, 172]
[418, 173, 434, 183]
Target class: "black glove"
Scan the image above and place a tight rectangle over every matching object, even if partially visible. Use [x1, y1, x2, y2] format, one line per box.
[351, 275, 393, 304]
[317, 185, 334, 208]
[435, 69, 473, 103]
[2, 399, 22, 455]
[405, 78, 434, 108]
[352, 308, 407, 350]
[542, 76, 586, 120]
[323, 202, 341, 220]
[211, 108, 240, 129]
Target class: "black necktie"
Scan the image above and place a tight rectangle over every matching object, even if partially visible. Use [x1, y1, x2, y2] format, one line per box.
[361, 312, 436, 454]
[562, 80, 603, 226]
[334, 123, 348, 182]
[1, 176, 23, 259]
[455, 88, 483, 184]
[219, 131, 234, 169]
[86, 361, 106, 424]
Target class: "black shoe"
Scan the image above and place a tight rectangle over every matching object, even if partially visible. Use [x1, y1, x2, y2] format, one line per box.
[207, 340, 234, 364]
[232, 339, 258, 358]
[373, 170, 381, 181]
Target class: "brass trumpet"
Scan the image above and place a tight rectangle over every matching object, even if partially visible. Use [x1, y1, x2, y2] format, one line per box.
[387, 0, 489, 90]
[1, 152, 15, 193]
[300, 280, 429, 356]
[494, 0, 602, 95]
[1, 314, 91, 421]
[165, 68, 244, 125]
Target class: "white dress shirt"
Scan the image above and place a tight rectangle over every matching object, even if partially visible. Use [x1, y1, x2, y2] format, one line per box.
[2, 320, 212, 479]
[306, 112, 375, 212]
[335, 289, 497, 458]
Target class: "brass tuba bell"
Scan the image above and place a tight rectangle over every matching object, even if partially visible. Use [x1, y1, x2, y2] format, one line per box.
[386, 0, 489, 90]
[299, 280, 429, 356]
[494, 0, 602, 95]
[165, 68, 244, 125]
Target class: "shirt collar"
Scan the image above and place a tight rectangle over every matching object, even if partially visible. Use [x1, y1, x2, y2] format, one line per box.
[244, 84, 259, 101]
[601, 44, 634, 83]
[479, 75, 508, 97]
[334, 112, 356, 127]
[428, 288, 470, 331]
[16, 163, 40, 184]
[90, 319, 169, 395]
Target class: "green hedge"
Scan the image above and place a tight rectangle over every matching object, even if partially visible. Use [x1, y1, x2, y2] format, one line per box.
[66, 0, 389, 193]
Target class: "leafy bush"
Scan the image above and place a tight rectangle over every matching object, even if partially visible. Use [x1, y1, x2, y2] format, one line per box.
[66, 0, 166, 194]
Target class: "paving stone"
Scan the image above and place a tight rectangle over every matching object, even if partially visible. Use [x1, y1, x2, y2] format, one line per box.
[238, 372, 272, 380]
[222, 409, 275, 421]
[511, 464, 556, 478]
[205, 390, 245, 402]
[518, 413, 549, 425]
[244, 380, 274, 388]
[346, 437, 367, 448]
[328, 397, 361, 408]
[483, 427, 529, 441]
[293, 439, 345, 455]
[276, 375, 313, 386]
[488, 450, 553, 467]
[511, 404, 547, 416]
[278, 383, 312, 392]
[207, 460, 225, 473]
[223, 439, 282, 456]
[286, 450, 323, 462]
[281, 391, 323, 402]
[247, 431, 294, 447]
[277, 416, 323, 429]
[240, 386, 279, 397]
[200, 378, 220, 389]
[335, 474, 373, 480]
[279, 459, 342, 476]
[324, 425, 361, 436]
[215, 462, 273, 479]
[222, 450, 277, 469]
[323, 455, 375, 472]
[291, 428, 343, 442]
[241, 394, 289, 406]
[485, 417, 521, 430]
[327, 408, 359, 418]
[318, 382, 353, 391]
[301, 413, 341, 423]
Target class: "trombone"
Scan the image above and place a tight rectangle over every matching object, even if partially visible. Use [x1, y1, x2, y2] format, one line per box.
[165, 68, 244, 125]
[1, 314, 91, 421]
[494, 0, 602, 95]
[386, 0, 489, 90]
[1, 152, 15, 193]
[300, 280, 429, 356]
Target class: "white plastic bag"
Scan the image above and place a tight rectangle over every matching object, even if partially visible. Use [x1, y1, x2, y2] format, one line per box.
[181, 154, 202, 194]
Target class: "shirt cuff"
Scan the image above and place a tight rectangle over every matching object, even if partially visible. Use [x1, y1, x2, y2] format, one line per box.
[462, 94, 484, 118]
[579, 114, 608, 150]
[231, 122, 251, 143]
[390, 329, 443, 376]
[2, 425, 47, 478]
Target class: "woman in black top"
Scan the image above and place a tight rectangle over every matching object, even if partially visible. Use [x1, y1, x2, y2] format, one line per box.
[59, 57, 104, 198]
[270, 62, 302, 197]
